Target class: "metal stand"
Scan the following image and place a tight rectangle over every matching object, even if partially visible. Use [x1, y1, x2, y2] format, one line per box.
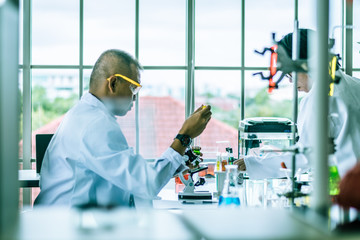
[290, 19, 300, 207]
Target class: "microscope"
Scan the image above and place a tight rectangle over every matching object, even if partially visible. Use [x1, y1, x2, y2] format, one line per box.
[177, 148, 212, 202]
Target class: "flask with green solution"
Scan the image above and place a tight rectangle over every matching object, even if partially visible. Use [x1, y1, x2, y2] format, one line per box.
[328, 139, 340, 196]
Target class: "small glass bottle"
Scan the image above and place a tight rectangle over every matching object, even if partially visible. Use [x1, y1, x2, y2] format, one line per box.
[221, 152, 228, 171]
[219, 165, 241, 207]
[227, 147, 235, 165]
[216, 152, 221, 172]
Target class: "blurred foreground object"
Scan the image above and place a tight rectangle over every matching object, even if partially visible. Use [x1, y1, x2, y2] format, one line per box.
[337, 161, 360, 210]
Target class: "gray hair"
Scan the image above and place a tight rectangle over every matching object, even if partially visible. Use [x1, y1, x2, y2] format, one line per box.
[89, 49, 142, 91]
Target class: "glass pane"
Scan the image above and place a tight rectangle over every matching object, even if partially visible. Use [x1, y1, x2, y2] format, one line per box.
[83, 69, 91, 94]
[19, 69, 23, 161]
[353, 71, 360, 78]
[194, 70, 241, 159]
[245, 0, 293, 67]
[299, 0, 342, 61]
[328, 0, 343, 58]
[31, 69, 79, 158]
[354, 1, 360, 68]
[32, 0, 79, 65]
[83, 0, 135, 65]
[139, 0, 185, 66]
[245, 70, 300, 120]
[19, 0, 23, 64]
[139, 70, 185, 159]
[298, 0, 316, 30]
[195, 0, 241, 66]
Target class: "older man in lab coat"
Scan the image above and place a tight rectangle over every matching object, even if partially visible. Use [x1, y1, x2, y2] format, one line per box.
[238, 29, 360, 179]
[35, 49, 212, 207]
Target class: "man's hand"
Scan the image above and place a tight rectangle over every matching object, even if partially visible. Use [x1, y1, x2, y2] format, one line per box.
[178, 105, 212, 139]
[171, 106, 211, 156]
[234, 157, 246, 171]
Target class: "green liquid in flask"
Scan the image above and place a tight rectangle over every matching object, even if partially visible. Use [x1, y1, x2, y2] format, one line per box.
[329, 165, 340, 196]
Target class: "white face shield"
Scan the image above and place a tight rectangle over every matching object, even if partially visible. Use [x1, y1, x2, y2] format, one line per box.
[102, 96, 133, 116]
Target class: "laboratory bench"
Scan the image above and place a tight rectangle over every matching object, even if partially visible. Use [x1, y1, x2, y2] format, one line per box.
[19, 204, 360, 239]
[19, 170, 40, 188]
[17, 176, 360, 240]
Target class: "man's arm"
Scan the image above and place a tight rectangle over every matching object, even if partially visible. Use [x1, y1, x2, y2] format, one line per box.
[170, 105, 212, 156]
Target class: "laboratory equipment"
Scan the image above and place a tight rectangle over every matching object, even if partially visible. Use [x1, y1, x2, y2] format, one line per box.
[216, 152, 221, 172]
[253, 32, 341, 95]
[177, 167, 212, 201]
[178, 148, 212, 201]
[244, 180, 265, 208]
[219, 165, 241, 207]
[328, 138, 340, 197]
[221, 152, 228, 171]
[227, 147, 235, 165]
[238, 117, 295, 158]
[253, 33, 307, 93]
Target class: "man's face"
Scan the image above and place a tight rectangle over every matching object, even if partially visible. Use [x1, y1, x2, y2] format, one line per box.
[287, 72, 310, 92]
[107, 64, 141, 116]
[115, 65, 140, 102]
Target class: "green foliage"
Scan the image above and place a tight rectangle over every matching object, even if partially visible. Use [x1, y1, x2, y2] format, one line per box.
[28, 84, 296, 134]
[32, 86, 77, 131]
[210, 87, 294, 129]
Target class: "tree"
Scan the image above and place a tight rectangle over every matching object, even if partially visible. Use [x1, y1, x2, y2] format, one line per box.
[205, 87, 294, 129]
[32, 86, 78, 131]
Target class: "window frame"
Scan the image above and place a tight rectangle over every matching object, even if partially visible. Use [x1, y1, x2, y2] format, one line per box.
[20, 0, 356, 204]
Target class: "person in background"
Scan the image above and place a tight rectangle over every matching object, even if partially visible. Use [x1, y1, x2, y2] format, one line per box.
[35, 49, 212, 207]
[238, 29, 360, 179]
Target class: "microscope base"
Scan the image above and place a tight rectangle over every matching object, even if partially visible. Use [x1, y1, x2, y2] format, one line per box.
[178, 191, 212, 200]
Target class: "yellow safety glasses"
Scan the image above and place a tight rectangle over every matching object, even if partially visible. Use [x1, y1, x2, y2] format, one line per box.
[107, 73, 142, 95]
[328, 56, 337, 96]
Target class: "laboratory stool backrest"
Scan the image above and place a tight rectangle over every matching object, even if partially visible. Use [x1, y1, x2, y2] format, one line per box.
[35, 134, 54, 174]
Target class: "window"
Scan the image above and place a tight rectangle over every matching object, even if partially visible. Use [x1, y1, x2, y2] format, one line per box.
[83, 0, 135, 65]
[20, 0, 355, 206]
[139, 70, 185, 159]
[194, 70, 240, 158]
[19, 0, 23, 64]
[32, 0, 79, 65]
[139, 0, 186, 66]
[195, 0, 241, 66]
[31, 69, 79, 137]
[299, 0, 344, 65]
[244, 71, 299, 119]
[354, 0, 360, 69]
[19, 69, 23, 160]
[245, 0, 294, 67]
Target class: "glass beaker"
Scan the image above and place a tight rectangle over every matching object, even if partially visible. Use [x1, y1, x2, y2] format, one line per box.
[218, 165, 241, 207]
[245, 179, 265, 208]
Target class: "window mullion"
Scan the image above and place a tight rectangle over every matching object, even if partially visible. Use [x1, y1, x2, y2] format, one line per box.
[79, 0, 84, 98]
[186, 0, 195, 118]
[22, 0, 32, 206]
[135, 0, 140, 155]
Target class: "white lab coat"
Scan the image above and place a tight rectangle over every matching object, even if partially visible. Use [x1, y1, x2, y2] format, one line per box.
[244, 71, 360, 179]
[34, 92, 185, 207]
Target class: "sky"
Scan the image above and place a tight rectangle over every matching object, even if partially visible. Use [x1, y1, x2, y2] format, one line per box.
[19, 0, 359, 103]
